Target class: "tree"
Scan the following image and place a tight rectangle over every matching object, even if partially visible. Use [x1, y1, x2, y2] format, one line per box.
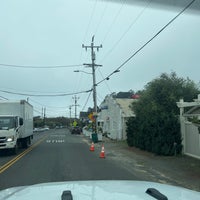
[127, 72, 199, 155]
[33, 116, 70, 129]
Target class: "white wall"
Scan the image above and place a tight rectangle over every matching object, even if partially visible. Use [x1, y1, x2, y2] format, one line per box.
[98, 95, 123, 140]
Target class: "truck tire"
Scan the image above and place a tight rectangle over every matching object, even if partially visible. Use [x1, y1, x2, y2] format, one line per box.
[22, 137, 31, 148]
[12, 143, 18, 155]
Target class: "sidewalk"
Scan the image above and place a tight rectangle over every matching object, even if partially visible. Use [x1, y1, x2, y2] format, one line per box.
[91, 136, 200, 192]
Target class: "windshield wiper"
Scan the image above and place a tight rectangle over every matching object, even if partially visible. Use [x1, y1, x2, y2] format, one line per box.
[146, 188, 168, 200]
[61, 190, 73, 200]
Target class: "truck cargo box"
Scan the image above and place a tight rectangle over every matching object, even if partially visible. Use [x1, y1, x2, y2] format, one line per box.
[0, 100, 33, 138]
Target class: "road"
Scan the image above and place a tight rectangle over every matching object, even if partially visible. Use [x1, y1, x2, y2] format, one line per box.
[0, 128, 138, 190]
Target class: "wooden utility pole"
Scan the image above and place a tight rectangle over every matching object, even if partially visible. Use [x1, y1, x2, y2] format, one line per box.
[69, 105, 72, 119]
[72, 95, 79, 119]
[43, 107, 46, 127]
[82, 36, 102, 134]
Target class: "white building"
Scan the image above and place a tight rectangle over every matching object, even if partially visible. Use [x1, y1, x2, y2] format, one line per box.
[98, 94, 136, 140]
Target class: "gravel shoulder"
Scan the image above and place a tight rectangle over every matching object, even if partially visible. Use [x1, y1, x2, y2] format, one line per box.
[86, 136, 200, 192]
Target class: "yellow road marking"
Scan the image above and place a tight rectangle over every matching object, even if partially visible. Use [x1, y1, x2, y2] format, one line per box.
[0, 136, 47, 174]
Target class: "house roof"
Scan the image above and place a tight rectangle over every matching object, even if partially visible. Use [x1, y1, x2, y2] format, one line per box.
[115, 91, 133, 98]
[115, 98, 136, 117]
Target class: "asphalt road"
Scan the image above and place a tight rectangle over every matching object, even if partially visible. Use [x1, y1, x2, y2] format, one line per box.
[0, 128, 138, 190]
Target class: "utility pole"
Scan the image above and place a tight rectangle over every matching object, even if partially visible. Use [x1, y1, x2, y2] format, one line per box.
[42, 107, 44, 119]
[69, 105, 72, 127]
[69, 105, 72, 119]
[72, 95, 79, 119]
[82, 36, 102, 134]
[43, 107, 46, 127]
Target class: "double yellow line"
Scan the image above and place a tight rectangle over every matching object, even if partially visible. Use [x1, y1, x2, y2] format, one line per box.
[0, 136, 47, 174]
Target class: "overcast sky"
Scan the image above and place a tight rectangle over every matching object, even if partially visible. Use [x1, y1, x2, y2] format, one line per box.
[0, 0, 199, 117]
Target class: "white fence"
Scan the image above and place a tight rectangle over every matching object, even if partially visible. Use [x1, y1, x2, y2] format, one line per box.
[184, 123, 200, 159]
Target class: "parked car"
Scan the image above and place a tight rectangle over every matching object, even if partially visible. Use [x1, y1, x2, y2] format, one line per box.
[71, 126, 81, 134]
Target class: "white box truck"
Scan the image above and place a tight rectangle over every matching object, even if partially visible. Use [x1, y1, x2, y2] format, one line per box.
[0, 100, 33, 154]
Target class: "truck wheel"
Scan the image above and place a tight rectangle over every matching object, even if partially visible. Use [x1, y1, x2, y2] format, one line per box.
[12, 143, 18, 155]
[22, 137, 31, 148]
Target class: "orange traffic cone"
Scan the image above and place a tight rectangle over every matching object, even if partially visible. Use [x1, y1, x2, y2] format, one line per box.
[99, 144, 105, 158]
[90, 142, 95, 151]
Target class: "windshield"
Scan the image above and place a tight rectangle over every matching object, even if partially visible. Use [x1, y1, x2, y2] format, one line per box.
[0, 0, 200, 197]
[0, 117, 15, 130]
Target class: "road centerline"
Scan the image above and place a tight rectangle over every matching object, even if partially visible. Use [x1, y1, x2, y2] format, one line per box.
[0, 135, 48, 174]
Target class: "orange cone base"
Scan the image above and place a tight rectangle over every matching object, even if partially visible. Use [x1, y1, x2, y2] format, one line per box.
[99, 151, 105, 158]
[99, 144, 105, 158]
[90, 142, 95, 151]
[90, 147, 95, 151]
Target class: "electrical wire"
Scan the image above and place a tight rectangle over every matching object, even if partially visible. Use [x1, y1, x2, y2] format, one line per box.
[82, 89, 93, 111]
[83, 0, 98, 43]
[100, 0, 152, 63]
[0, 89, 92, 97]
[97, 68, 112, 93]
[97, 0, 196, 86]
[0, 96, 8, 100]
[33, 108, 42, 115]
[29, 98, 68, 109]
[96, 93, 104, 105]
[94, 0, 109, 36]
[101, 0, 126, 44]
[75, 0, 98, 100]
[0, 63, 83, 69]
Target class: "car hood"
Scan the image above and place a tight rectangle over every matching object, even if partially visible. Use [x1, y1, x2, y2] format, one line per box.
[0, 180, 200, 200]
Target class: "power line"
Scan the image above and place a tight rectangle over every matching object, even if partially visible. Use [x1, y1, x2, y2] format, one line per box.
[29, 98, 68, 109]
[100, 0, 152, 62]
[60, 0, 140, 102]
[33, 108, 42, 115]
[101, 0, 126, 44]
[83, 0, 98, 43]
[94, 0, 109, 36]
[0, 89, 92, 97]
[0, 96, 8, 100]
[0, 63, 83, 69]
[76, 0, 99, 96]
[82, 90, 93, 111]
[0, 87, 74, 95]
[97, 93, 104, 105]
[97, 68, 112, 93]
[97, 0, 196, 86]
